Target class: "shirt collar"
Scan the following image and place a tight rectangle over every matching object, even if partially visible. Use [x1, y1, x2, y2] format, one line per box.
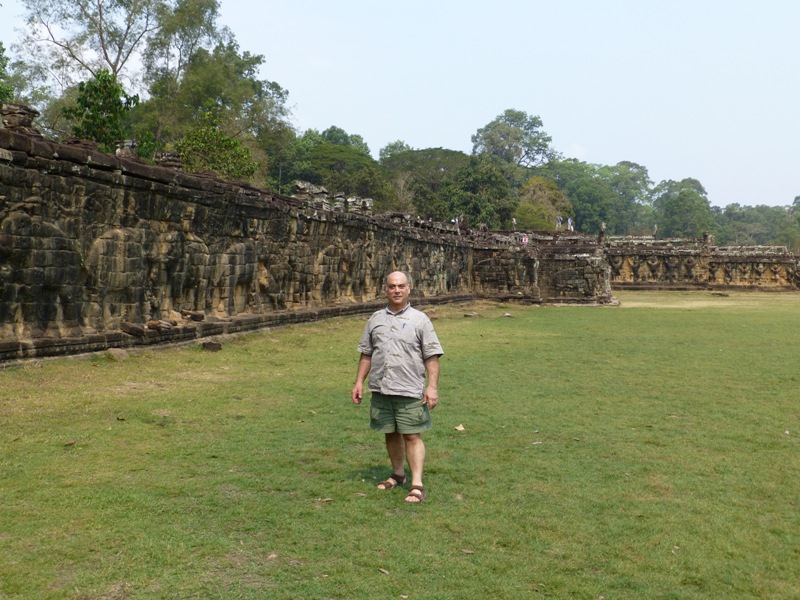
[386, 303, 411, 316]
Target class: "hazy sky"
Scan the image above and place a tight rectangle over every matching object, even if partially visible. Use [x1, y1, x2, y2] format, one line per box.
[2, 0, 798, 207]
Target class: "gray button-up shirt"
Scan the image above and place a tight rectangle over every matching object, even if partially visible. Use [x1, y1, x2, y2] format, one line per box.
[357, 304, 443, 399]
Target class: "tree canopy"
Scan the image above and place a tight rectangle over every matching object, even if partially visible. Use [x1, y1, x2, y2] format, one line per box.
[471, 108, 555, 168]
[3, 9, 800, 243]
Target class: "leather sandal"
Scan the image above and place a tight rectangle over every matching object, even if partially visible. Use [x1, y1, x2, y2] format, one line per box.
[376, 473, 406, 490]
[404, 485, 426, 503]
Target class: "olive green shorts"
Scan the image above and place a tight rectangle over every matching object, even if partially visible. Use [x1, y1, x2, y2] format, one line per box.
[369, 392, 432, 434]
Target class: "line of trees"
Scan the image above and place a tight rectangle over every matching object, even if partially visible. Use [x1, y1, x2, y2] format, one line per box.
[2, 0, 799, 248]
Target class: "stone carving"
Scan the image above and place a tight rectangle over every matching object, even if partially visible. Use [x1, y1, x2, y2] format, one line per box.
[0, 123, 616, 360]
[606, 236, 797, 290]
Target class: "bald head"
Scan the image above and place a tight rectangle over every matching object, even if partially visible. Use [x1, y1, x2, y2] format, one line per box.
[385, 271, 411, 312]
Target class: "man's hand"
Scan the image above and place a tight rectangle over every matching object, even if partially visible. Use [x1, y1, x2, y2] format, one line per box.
[352, 354, 371, 405]
[423, 386, 438, 410]
[352, 381, 363, 405]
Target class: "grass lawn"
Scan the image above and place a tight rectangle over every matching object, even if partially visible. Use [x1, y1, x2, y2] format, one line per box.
[1, 291, 798, 599]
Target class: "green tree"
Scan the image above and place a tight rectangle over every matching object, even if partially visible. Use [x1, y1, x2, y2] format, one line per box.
[712, 203, 795, 246]
[471, 108, 555, 168]
[775, 197, 800, 250]
[600, 161, 654, 234]
[174, 110, 257, 181]
[142, 0, 223, 87]
[381, 148, 470, 218]
[131, 39, 290, 176]
[319, 125, 371, 155]
[540, 160, 614, 233]
[652, 179, 712, 238]
[514, 176, 572, 231]
[0, 42, 13, 103]
[61, 69, 138, 152]
[291, 142, 389, 205]
[379, 140, 412, 162]
[441, 155, 515, 229]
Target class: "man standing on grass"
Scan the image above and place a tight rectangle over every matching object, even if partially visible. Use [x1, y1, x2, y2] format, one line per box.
[351, 271, 443, 504]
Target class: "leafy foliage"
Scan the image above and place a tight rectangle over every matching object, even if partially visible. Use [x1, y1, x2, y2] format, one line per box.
[441, 156, 515, 229]
[378, 139, 412, 162]
[175, 110, 257, 181]
[514, 176, 572, 230]
[652, 178, 712, 237]
[320, 125, 370, 155]
[381, 147, 470, 217]
[61, 69, 138, 152]
[0, 42, 13, 103]
[471, 108, 555, 168]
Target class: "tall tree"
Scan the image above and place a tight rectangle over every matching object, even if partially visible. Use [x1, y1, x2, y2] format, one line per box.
[599, 161, 654, 234]
[141, 0, 223, 88]
[441, 155, 515, 229]
[17, 0, 163, 85]
[652, 179, 712, 237]
[131, 39, 290, 171]
[471, 108, 555, 168]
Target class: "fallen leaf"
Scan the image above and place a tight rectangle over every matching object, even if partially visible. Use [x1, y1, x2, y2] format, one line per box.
[455, 424, 465, 431]
[64, 440, 76, 446]
[532, 441, 543, 445]
[317, 498, 334, 503]
[356, 492, 368, 497]
[401, 595, 409, 599]
[379, 568, 390, 575]
[309, 410, 317, 415]
[267, 552, 279, 560]
[460, 548, 475, 554]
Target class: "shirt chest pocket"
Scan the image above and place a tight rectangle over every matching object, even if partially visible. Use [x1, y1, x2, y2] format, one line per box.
[395, 323, 418, 345]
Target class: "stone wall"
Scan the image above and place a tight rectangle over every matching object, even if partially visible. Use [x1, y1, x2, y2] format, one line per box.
[607, 236, 799, 290]
[0, 126, 613, 361]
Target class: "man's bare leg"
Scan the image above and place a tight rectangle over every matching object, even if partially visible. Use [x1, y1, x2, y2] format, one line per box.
[403, 433, 426, 502]
[376, 432, 406, 489]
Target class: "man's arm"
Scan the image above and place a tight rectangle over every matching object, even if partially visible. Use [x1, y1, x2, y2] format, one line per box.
[423, 354, 440, 409]
[352, 353, 372, 404]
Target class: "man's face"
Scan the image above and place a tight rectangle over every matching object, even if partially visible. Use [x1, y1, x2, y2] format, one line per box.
[385, 273, 410, 311]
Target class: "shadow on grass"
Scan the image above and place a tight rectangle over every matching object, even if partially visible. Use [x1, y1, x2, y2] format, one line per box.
[352, 463, 395, 484]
